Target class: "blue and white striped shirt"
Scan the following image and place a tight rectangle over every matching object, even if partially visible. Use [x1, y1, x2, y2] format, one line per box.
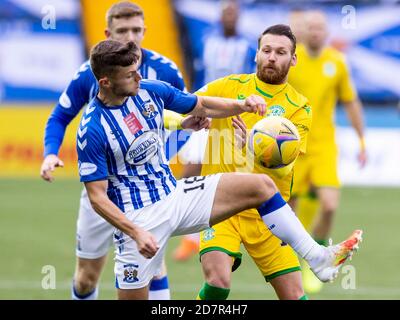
[77, 80, 197, 212]
[44, 48, 185, 157]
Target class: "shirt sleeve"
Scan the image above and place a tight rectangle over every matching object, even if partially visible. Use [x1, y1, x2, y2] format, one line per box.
[194, 76, 227, 97]
[289, 102, 312, 155]
[156, 81, 198, 114]
[77, 123, 108, 182]
[164, 64, 187, 92]
[44, 63, 97, 157]
[338, 57, 357, 103]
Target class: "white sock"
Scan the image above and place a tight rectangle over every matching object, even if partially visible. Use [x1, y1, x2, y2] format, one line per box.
[258, 193, 326, 268]
[71, 283, 99, 300]
[149, 288, 171, 300]
[149, 276, 170, 300]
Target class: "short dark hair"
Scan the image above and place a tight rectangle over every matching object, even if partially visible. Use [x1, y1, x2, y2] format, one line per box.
[106, 1, 144, 27]
[90, 40, 139, 80]
[258, 24, 297, 54]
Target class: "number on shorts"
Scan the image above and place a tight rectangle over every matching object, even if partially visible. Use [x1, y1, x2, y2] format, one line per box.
[183, 176, 206, 193]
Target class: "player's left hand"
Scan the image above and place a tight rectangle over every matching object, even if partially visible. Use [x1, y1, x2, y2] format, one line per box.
[181, 115, 211, 131]
[242, 94, 266, 116]
[232, 115, 248, 149]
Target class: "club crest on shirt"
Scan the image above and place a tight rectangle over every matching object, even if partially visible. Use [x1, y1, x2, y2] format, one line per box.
[202, 227, 215, 241]
[123, 264, 139, 283]
[267, 105, 285, 117]
[141, 101, 158, 119]
[323, 61, 336, 77]
[126, 131, 160, 166]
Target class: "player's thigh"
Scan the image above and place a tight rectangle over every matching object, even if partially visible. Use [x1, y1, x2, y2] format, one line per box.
[199, 217, 242, 275]
[241, 216, 300, 282]
[76, 189, 114, 259]
[316, 187, 340, 213]
[75, 255, 108, 282]
[210, 173, 278, 226]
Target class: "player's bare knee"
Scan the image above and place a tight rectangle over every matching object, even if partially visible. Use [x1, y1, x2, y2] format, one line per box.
[206, 273, 231, 289]
[74, 274, 97, 294]
[253, 174, 278, 205]
[321, 201, 337, 217]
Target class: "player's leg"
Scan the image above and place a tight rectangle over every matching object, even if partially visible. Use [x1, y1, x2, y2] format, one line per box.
[314, 187, 340, 242]
[270, 272, 306, 300]
[300, 152, 341, 293]
[149, 259, 170, 300]
[72, 256, 107, 299]
[197, 217, 242, 300]
[114, 195, 181, 300]
[173, 130, 208, 261]
[72, 189, 114, 300]
[310, 149, 341, 245]
[118, 286, 149, 300]
[210, 172, 362, 282]
[242, 215, 305, 300]
[198, 251, 233, 300]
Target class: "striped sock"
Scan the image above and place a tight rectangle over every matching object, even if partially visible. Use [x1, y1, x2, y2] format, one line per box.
[149, 276, 170, 300]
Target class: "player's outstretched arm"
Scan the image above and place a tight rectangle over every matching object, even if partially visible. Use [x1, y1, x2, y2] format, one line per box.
[85, 180, 159, 259]
[190, 94, 266, 119]
[40, 154, 65, 182]
[343, 99, 367, 167]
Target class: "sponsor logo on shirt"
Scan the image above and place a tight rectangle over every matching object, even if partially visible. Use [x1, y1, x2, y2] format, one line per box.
[79, 162, 97, 176]
[126, 131, 160, 165]
[123, 112, 143, 135]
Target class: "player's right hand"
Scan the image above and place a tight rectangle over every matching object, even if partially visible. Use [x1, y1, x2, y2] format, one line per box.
[133, 227, 159, 259]
[40, 154, 64, 182]
[242, 94, 266, 116]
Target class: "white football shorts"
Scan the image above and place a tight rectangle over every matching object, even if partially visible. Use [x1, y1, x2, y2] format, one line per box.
[114, 174, 222, 289]
[76, 188, 114, 259]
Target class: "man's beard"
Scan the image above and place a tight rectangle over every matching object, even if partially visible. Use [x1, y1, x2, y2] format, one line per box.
[256, 61, 291, 85]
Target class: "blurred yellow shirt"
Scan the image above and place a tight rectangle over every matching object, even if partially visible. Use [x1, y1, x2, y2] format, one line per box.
[196, 73, 312, 217]
[288, 44, 356, 154]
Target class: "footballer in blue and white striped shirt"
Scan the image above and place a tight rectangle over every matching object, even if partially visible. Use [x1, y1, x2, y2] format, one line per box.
[80, 39, 362, 300]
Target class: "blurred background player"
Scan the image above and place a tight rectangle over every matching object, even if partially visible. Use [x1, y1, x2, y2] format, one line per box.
[172, 0, 256, 262]
[288, 8, 307, 44]
[288, 10, 367, 294]
[195, 24, 313, 300]
[40, 1, 197, 300]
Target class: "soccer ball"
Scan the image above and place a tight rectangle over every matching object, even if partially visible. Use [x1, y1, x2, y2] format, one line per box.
[247, 116, 300, 169]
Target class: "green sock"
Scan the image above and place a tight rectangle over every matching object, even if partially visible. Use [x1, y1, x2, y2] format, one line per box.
[299, 294, 309, 300]
[197, 282, 230, 300]
[315, 238, 328, 247]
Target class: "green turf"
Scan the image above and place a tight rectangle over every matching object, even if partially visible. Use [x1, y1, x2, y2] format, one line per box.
[1, 178, 399, 299]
